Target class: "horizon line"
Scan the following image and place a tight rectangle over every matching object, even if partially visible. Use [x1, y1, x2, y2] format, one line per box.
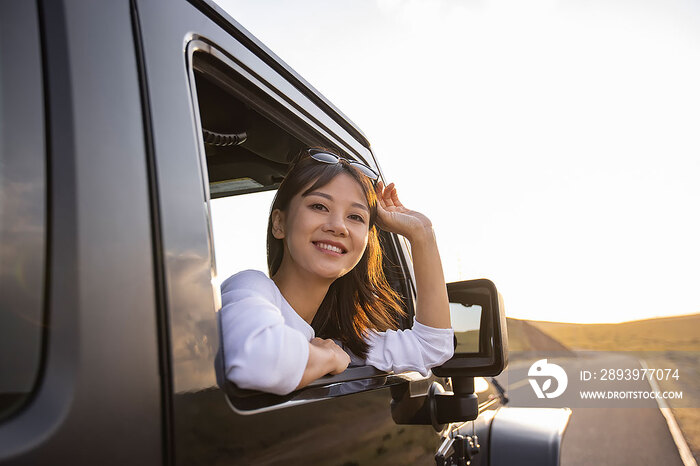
[507, 311, 700, 326]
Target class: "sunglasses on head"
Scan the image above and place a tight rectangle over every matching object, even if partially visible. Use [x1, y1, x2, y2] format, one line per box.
[306, 148, 380, 181]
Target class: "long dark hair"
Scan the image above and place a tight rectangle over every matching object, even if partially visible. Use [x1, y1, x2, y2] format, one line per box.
[267, 148, 407, 358]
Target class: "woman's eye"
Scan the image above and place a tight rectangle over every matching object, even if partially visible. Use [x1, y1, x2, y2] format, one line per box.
[310, 203, 363, 222]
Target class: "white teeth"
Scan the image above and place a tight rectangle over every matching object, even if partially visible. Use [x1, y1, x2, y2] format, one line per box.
[316, 242, 343, 254]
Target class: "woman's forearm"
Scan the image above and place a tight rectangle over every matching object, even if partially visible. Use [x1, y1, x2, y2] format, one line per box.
[408, 226, 451, 329]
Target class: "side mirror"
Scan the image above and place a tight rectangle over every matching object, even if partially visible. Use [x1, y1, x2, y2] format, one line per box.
[391, 279, 508, 429]
[432, 278, 508, 377]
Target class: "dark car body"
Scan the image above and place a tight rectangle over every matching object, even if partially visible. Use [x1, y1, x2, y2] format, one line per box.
[0, 1, 570, 464]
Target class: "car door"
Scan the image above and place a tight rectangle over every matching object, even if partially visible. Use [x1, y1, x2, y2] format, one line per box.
[133, 1, 453, 464]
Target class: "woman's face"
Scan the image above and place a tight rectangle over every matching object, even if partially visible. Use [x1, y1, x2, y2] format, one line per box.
[273, 173, 370, 280]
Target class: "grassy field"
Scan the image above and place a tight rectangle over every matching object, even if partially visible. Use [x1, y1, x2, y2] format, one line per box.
[525, 313, 700, 461]
[529, 313, 700, 351]
[506, 317, 573, 353]
[454, 317, 574, 357]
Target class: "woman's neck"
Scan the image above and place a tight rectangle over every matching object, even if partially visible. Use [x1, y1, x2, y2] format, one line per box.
[271, 266, 333, 325]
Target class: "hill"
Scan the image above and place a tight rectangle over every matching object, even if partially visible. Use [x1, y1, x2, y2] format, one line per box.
[506, 317, 572, 353]
[454, 317, 573, 354]
[528, 313, 700, 351]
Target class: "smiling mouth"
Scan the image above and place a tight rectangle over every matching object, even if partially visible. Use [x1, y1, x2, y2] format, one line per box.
[312, 241, 347, 255]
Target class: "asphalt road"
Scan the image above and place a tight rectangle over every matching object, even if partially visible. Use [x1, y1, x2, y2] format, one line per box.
[495, 352, 686, 466]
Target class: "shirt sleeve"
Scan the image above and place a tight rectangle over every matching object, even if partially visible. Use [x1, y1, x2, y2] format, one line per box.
[364, 317, 455, 376]
[220, 270, 309, 396]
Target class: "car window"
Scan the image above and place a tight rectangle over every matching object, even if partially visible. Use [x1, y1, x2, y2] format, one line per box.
[0, 2, 47, 421]
[211, 190, 276, 282]
[188, 42, 415, 406]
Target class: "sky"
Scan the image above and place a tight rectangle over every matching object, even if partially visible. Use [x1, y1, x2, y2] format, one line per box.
[211, 0, 700, 323]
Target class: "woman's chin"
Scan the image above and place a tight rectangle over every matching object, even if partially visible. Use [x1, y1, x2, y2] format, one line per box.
[310, 264, 349, 280]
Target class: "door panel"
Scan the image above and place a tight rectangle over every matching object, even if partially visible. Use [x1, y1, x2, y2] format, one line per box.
[177, 387, 440, 465]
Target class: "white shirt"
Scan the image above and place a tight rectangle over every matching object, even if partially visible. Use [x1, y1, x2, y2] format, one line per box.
[220, 269, 455, 395]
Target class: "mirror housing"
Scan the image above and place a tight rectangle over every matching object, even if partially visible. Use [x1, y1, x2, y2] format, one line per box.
[432, 278, 508, 377]
[391, 279, 508, 428]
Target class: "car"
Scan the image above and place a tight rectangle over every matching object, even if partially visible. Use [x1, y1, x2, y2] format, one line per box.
[0, 1, 571, 464]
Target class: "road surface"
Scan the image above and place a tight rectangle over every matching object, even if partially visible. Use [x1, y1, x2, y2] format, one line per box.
[495, 352, 686, 466]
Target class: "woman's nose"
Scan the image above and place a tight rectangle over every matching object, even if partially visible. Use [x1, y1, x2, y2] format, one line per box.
[322, 214, 349, 236]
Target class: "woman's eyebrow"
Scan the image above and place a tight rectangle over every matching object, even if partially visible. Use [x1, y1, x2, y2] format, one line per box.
[305, 191, 369, 212]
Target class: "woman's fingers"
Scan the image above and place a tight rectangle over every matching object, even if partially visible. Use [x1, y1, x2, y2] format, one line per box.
[309, 337, 349, 374]
[375, 180, 387, 209]
[390, 185, 403, 208]
[376, 180, 406, 212]
[383, 182, 396, 208]
[329, 343, 350, 374]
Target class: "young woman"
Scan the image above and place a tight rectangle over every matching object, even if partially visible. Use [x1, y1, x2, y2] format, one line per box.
[220, 148, 454, 395]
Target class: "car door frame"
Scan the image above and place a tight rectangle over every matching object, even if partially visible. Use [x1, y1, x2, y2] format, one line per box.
[133, 0, 451, 461]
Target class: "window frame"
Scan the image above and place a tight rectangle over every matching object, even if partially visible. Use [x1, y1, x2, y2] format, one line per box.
[0, 0, 48, 423]
[185, 37, 378, 295]
[186, 39, 431, 414]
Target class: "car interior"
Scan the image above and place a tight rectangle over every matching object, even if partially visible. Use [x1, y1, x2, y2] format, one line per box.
[193, 51, 319, 198]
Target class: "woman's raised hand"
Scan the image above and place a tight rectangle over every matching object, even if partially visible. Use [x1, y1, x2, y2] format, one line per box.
[310, 337, 350, 375]
[375, 180, 433, 242]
